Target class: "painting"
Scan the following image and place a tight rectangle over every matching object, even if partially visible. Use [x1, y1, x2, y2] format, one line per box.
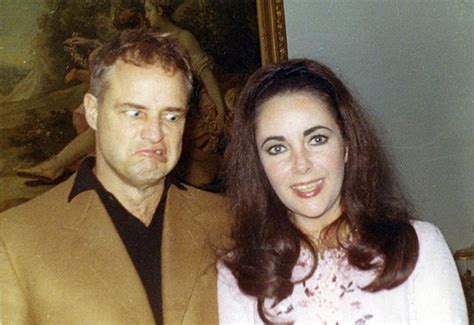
[0, 0, 288, 211]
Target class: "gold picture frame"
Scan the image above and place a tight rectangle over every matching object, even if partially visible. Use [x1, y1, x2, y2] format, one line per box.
[257, 0, 288, 64]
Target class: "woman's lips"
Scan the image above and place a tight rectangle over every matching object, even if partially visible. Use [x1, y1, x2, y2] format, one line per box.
[291, 179, 323, 198]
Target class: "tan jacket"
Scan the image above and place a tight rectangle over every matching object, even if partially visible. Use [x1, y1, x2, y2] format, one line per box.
[0, 175, 230, 324]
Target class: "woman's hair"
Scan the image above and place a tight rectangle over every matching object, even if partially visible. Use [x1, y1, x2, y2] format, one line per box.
[223, 59, 419, 320]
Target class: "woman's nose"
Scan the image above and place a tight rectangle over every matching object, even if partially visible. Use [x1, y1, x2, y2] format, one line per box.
[293, 148, 313, 174]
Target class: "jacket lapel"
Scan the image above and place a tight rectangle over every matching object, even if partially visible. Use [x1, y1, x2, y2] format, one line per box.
[62, 189, 155, 323]
[161, 185, 207, 324]
[58, 177, 209, 323]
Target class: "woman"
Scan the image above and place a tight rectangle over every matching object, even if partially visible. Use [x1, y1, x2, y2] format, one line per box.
[219, 59, 467, 324]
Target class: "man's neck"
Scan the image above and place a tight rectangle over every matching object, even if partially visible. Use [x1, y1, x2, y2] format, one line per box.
[94, 168, 165, 226]
[115, 185, 164, 226]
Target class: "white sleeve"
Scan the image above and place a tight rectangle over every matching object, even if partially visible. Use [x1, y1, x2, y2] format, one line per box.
[217, 260, 262, 325]
[409, 221, 468, 324]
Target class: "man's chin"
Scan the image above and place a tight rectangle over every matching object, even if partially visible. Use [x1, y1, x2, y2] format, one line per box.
[127, 163, 169, 183]
[124, 174, 166, 189]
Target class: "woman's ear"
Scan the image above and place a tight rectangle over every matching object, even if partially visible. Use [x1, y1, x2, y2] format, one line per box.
[83, 93, 99, 131]
[344, 145, 349, 163]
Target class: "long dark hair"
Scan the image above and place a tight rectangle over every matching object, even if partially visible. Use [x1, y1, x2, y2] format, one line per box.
[223, 59, 419, 321]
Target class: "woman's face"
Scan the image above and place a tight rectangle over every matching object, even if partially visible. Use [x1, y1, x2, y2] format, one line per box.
[144, 0, 160, 26]
[255, 91, 347, 235]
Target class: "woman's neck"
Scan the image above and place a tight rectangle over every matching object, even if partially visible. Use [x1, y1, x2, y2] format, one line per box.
[302, 217, 351, 252]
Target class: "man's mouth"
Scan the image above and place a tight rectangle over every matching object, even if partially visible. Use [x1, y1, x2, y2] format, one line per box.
[136, 148, 167, 162]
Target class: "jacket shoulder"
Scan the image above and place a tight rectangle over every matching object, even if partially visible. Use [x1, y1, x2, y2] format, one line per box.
[170, 184, 231, 243]
[172, 184, 229, 214]
[1, 177, 75, 223]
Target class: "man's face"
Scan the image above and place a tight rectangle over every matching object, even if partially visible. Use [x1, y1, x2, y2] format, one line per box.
[84, 60, 189, 191]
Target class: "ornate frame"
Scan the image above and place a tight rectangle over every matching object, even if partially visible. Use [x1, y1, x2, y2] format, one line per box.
[257, 0, 288, 65]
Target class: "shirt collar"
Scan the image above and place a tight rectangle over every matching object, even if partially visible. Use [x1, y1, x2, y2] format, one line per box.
[68, 156, 185, 202]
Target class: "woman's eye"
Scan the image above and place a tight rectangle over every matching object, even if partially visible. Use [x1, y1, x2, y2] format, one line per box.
[125, 110, 141, 117]
[164, 113, 180, 122]
[267, 144, 286, 155]
[310, 135, 328, 145]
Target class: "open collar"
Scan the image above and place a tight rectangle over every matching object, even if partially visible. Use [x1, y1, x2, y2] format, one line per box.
[65, 176, 208, 324]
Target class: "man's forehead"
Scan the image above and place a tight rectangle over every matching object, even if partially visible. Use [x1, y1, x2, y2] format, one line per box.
[112, 59, 178, 76]
[101, 60, 188, 92]
[99, 59, 190, 107]
[95, 58, 191, 105]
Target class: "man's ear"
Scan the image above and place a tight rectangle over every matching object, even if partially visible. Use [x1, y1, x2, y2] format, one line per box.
[83, 93, 99, 131]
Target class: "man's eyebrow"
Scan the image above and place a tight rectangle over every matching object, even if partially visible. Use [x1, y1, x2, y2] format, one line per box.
[115, 102, 146, 110]
[163, 107, 188, 113]
[303, 125, 333, 137]
[114, 103, 188, 112]
[261, 136, 285, 148]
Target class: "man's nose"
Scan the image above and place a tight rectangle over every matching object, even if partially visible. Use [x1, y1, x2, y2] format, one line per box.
[141, 118, 164, 143]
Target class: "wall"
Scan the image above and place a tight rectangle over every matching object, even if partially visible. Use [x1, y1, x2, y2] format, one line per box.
[284, 0, 473, 251]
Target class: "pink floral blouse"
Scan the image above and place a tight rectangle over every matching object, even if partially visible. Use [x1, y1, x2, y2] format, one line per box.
[218, 221, 468, 324]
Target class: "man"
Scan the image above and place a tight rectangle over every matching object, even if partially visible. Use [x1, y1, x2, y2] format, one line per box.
[0, 29, 229, 324]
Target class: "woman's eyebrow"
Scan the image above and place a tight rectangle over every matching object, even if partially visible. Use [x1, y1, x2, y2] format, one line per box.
[303, 125, 333, 137]
[261, 136, 285, 148]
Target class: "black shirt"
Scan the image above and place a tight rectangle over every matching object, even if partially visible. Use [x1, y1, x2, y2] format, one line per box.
[69, 157, 180, 324]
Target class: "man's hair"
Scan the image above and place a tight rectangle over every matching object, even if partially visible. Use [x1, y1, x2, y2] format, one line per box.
[89, 28, 193, 101]
[223, 59, 419, 321]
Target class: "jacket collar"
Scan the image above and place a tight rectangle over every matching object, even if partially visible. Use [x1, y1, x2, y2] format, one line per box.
[161, 184, 209, 324]
[62, 177, 154, 322]
[64, 175, 208, 323]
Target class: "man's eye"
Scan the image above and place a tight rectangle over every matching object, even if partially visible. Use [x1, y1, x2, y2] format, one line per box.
[164, 113, 180, 121]
[267, 144, 286, 155]
[125, 110, 141, 117]
[310, 135, 328, 145]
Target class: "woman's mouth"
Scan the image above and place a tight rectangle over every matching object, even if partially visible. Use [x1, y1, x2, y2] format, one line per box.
[291, 179, 324, 198]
